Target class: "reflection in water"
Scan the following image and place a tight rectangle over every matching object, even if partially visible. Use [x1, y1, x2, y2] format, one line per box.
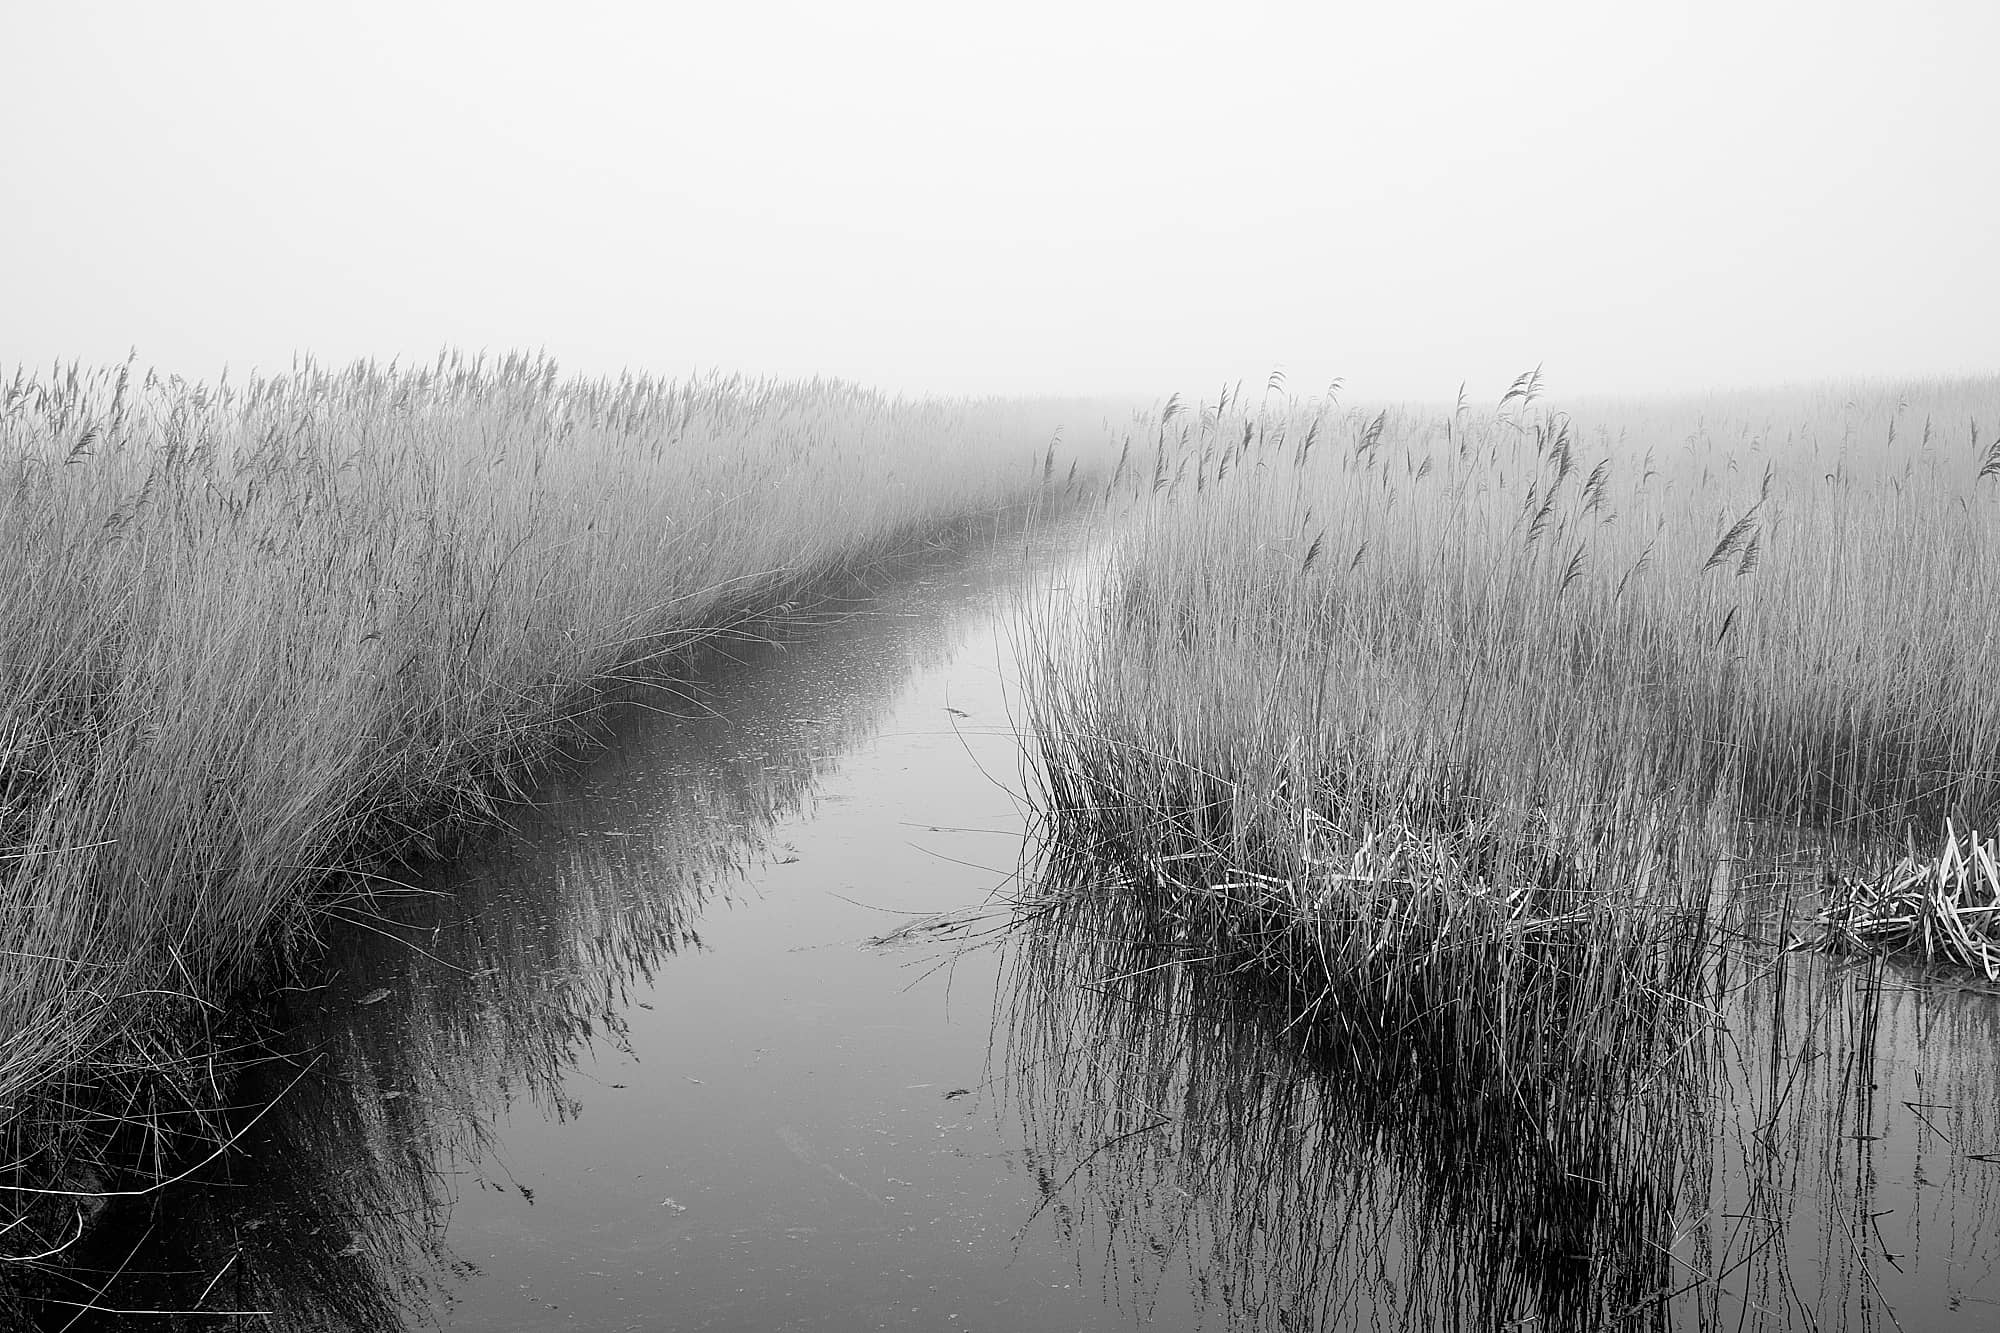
[1002, 872, 1706, 1332]
[1701, 951, 2000, 1329]
[42, 534, 1048, 1330]
[1000, 862, 2000, 1331]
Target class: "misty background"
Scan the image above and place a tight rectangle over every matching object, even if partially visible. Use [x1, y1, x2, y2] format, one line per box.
[3, 0, 1994, 402]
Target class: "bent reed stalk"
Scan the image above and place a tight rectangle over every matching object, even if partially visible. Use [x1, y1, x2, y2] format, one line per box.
[0, 352, 1103, 1250]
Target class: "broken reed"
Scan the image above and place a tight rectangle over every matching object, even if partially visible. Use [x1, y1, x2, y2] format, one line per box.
[0, 353, 1095, 1248]
[1812, 822, 2000, 980]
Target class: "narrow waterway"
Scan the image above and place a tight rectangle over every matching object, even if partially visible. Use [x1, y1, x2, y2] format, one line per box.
[34, 532, 2000, 1331]
[50, 531, 1165, 1331]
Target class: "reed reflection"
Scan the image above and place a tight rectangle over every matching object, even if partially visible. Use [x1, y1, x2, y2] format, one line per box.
[1001, 859, 2000, 1332]
[1001, 863, 1707, 1332]
[1697, 946, 2000, 1329]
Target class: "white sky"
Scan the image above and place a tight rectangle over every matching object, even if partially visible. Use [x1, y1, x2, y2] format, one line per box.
[3, 0, 1996, 401]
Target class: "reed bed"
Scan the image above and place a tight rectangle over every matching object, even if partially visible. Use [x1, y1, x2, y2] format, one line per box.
[1811, 822, 2000, 980]
[0, 352, 1101, 1251]
[1021, 372, 2000, 1130]
[1060, 373, 2000, 840]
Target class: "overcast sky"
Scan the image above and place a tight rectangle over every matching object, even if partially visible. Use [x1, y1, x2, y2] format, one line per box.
[3, 0, 1995, 402]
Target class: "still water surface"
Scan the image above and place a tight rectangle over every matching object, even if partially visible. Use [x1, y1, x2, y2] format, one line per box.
[45, 535, 2000, 1331]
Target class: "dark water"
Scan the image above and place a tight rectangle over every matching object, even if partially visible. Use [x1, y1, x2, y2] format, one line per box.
[31, 537, 2000, 1331]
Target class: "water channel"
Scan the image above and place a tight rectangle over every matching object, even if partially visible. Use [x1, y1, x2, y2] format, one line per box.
[33, 532, 2000, 1331]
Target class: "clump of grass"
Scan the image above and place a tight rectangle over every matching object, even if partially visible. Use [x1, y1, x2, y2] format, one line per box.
[0, 352, 1106, 1252]
[1810, 822, 2000, 979]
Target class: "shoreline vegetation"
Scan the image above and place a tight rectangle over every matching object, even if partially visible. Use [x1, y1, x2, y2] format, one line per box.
[1019, 373, 2000, 1218]
[0, 352, 1107, 1257]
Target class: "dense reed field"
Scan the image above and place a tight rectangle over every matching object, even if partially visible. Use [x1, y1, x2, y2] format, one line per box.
[0, 353, 1098, 1246]
[1022, 374, 2000, 1113]
[1047, 374, 2000, 838]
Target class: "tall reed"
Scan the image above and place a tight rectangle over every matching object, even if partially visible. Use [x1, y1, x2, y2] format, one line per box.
[1050, 374, 2000, 850]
